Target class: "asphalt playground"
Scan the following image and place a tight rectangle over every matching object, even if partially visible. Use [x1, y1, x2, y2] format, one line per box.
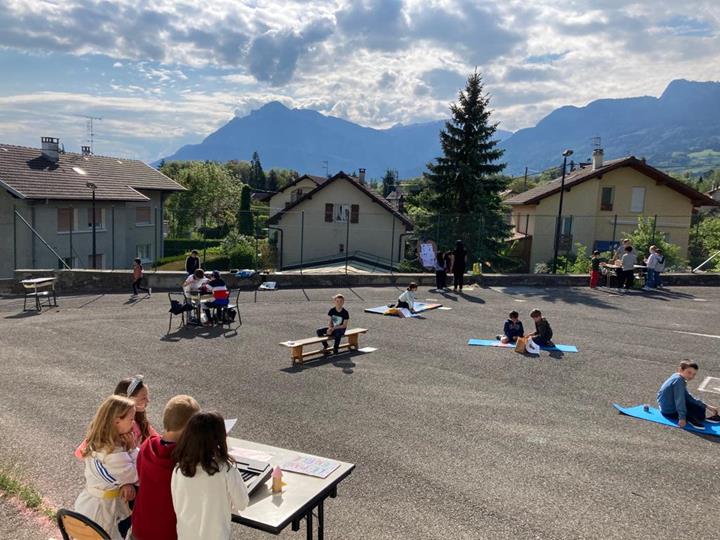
[1, 284, 719, 539]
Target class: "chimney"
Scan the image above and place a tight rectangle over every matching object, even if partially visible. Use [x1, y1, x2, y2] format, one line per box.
[592, 148, 604, 171]
[358, 168, 366, 183]
[41, 137, 60, 162]
[81, 145, 92, 156]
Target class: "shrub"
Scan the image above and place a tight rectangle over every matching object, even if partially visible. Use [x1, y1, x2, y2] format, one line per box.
[163, 238, 222, 257]
[623, 216, 685, 270]
[397, 258, 424, 272]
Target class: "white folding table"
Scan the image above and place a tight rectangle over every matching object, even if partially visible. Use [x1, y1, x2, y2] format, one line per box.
[20, 277, 58, 311]
[228, 437, 355, 540]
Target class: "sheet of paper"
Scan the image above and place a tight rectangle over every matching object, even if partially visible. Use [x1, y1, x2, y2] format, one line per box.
[229, 446, 273, 463]
[225, 418, 237, 434]
[358, 346, 377, 353]
[281, 456, 340, 478]
[438, 307, 452, 310]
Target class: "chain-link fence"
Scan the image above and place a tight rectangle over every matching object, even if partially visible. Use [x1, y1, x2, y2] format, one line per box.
[9, 201, 719, 275]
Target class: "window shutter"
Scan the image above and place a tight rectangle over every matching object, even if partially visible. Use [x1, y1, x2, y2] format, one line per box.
[57, 208, 72, 232]
[350, 204, 359, 223]
[325, 203, 333, 222]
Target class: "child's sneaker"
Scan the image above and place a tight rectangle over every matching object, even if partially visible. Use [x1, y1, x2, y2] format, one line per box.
[495, 335, 502, 341]
[705, 415, 720, 424]
[688, 419, 705, 430]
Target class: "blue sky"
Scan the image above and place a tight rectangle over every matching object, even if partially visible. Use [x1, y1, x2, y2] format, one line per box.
[0, 0, 718, 162]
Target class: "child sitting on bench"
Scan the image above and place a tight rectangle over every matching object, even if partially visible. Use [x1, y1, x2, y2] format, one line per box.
[497, 310, 524, 344]
[396, 282, 418, 313]
[525, 309, 553, 354]
[316, 294, 349, 354]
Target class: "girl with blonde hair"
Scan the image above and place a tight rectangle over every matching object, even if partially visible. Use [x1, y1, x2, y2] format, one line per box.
[74, 395, 139, 540]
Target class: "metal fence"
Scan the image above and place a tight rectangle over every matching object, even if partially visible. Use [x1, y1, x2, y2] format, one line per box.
[10, 202, 719, 275]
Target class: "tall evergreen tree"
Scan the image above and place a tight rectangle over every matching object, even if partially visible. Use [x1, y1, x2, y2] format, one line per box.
[266, 170, 279, 192]
[237, 184, 254, 235]
[250, 151, 267, 189]
[382, 169, 397, 197]
[424, 71, 510, 263]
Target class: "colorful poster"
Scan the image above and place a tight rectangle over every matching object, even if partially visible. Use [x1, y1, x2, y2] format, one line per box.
[281, 456, 340, 478]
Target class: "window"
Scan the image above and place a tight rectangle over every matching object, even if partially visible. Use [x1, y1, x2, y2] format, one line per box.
[335, 204, 350, 222]
[324, 203, 333, 222]
[350, 204, 359, 224]
[290, 188, 303, 203]
[600, 187, 614, 211]
[136, 244, 152, 261]
[87, 254, 104, 268]
[58, 256, 76, 269]
[135, 206, 151, 225]
[57, 208, 73, 232]
[631, 187, 645, 212]
[86, 208, 104, 229]
[561, 216, 573, 235]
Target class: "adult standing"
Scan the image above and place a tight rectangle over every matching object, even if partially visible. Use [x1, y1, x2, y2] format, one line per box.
[452, 240, 467, 292]
[185, 249, 200, 276]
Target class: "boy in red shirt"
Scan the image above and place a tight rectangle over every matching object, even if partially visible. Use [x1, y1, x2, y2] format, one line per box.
[129, 395, 200, 540]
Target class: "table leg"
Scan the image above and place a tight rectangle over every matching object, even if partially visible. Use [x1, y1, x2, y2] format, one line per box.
[306, 509, 313, 540]
[318, 500, 324, 540]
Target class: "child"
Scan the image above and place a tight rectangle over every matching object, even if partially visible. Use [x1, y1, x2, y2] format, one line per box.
[130, 395, 200, 540]
[643, 245, 658, 290]
[497, 311, 524, 344]
[171, 412, 249, 540]
[396, 282, 418, 312]
[185, 249, 200, 276]
[525, 309, 553, 354]
[74, 395, 139, 540]
[204, 270, 230, 324]
[590, 250, 602, 289]
[132, 258, 151, 297]
[655, 248, 665, 288]
[619, 245, 637, 292]
[657, 360, 720, 429]
[434, 252, 447, 290]
[316, 294, 349, 355]
[182, 268, 209, 293]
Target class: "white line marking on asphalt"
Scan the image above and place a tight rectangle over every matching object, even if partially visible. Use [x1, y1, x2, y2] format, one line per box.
[692, 298, 708, 302]
[673, 331, 720, 339]
[698, 377, 720, 395]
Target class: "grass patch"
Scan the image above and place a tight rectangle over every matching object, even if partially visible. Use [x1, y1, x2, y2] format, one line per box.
[0, 467, 56, 520]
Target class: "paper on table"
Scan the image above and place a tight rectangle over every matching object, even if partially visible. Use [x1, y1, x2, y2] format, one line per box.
[281, 456, 340, 479]
[225, 418, 237, 434]
[229, 446, 273, 463]
[438, 307, 452, 310]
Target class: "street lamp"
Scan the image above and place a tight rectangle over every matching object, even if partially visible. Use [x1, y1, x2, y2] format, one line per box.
[552, 149, 573, 274]
[86, 182, 97, 269]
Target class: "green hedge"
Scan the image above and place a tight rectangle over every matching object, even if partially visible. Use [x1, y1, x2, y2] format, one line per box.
[164, 238, 222, 257]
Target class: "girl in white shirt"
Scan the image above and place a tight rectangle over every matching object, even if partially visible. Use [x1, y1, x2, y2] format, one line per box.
[74, 395, 139, 540]
[396, 282, 418, 312]
[171, 412, 249, 540]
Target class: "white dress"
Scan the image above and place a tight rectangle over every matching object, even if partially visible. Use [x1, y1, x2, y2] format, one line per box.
[74, 446, 138, 540]
[171, 462, 249, 540]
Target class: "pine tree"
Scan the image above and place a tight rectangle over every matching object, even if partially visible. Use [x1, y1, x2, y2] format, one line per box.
[382, 169, 397, 197]
[266, 170, 279, 192]
[424, 71, 510, 263]
[250, 151, 267, 189]
[237, 184, 254, 235]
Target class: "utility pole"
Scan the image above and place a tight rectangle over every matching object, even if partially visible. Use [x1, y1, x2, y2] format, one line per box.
[552, 149, 573, 274]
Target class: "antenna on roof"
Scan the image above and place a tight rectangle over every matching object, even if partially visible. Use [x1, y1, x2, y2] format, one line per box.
[77, 114, 103, 154]
[591, 136, 602, 150]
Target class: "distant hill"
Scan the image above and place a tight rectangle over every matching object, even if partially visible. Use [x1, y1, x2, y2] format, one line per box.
[159, 79, 720, 179]
[500, 79, 720, 176]
[159, 101, 512, 179]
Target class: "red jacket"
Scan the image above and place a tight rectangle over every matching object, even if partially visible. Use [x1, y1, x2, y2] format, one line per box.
[131, 435, 177, 540]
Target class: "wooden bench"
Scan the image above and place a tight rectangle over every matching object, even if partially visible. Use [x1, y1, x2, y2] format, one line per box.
[279, 328, 368, 367]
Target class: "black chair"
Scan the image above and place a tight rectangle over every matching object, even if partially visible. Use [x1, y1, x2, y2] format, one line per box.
[167, 292, 189, 333]
[215, 289, 242, 328]
[56, 508, 111, 540]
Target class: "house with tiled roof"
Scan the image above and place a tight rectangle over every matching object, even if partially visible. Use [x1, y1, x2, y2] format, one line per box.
[266, 171, 413, 269]
[505, 150, 718, 270]
[258, 173, 331, 212]
[0, 137, 185, 277]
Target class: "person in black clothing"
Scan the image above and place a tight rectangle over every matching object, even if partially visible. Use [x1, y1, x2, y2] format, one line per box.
[316, 294, 349, 354]
[526, 309, 553, 354]
[452, 240, 467, 292]
[497, 311, 524, 344]
[434, 251, 447, 290]
[185, 250, 200, 276]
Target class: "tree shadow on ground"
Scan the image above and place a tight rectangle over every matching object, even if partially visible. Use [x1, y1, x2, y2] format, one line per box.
[489, 286, 617, 310]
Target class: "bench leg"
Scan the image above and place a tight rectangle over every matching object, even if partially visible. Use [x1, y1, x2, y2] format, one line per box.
[348, 333, 359, 349]
[292, 346, 303, 366]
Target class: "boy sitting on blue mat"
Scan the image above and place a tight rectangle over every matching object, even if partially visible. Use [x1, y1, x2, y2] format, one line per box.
[657, 360, 720, 429]
[525, 309, 553, 354]
[496, 311, 524, 344]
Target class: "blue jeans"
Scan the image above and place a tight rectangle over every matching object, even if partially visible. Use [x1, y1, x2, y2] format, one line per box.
[646, 269, 657, 288]
[317, 327, 345, 352]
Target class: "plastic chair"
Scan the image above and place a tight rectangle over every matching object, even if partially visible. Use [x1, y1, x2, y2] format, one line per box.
[56, 508, 111, 540]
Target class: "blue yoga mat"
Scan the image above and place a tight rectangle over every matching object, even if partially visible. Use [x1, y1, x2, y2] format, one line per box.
[613, 404, 720, 436]
[467, 338, 578, 353]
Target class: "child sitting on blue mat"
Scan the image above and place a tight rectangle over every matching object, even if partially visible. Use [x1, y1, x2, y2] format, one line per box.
[657, 360, 720, 429]
[496, 311, 524, 344]
[525, 309, 553, 354]
[317, 294, 349, 355]
[396, 283, 418, 313]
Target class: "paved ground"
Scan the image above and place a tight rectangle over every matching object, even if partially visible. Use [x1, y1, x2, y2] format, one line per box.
[1, 284, 719, 540]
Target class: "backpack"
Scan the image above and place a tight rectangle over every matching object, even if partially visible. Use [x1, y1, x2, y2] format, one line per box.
[227, 308, 237, 322]
[169, 300, 185, 315]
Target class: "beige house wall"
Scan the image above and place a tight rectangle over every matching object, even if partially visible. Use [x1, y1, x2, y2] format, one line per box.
[268, 178, 318, 216]
[511, 167, 695, 269]
[274, 179, 411, 268]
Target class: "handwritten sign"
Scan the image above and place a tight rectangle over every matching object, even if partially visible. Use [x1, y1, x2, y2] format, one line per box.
[281, 456, 340, 479]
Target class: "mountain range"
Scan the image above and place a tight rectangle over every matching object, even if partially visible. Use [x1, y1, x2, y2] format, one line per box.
[160, 79, 720, 179]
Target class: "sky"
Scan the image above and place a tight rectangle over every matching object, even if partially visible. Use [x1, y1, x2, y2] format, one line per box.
[0, 0, 718, 162]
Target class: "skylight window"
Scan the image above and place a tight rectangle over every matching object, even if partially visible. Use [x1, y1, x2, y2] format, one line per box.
[72, 167, 87, 176]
